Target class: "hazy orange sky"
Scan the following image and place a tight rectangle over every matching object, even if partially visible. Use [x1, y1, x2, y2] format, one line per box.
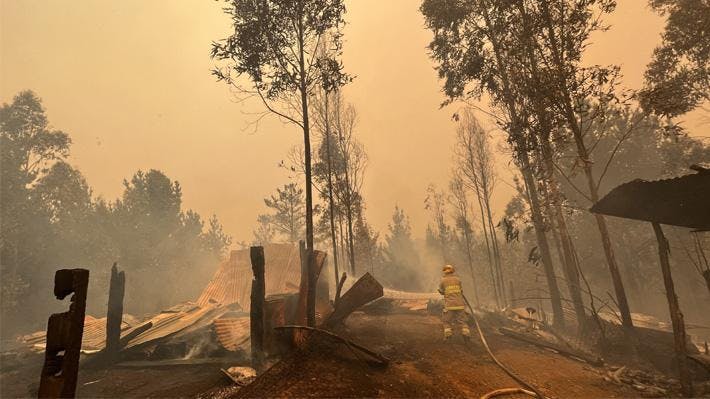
[1, 0, 706, 244]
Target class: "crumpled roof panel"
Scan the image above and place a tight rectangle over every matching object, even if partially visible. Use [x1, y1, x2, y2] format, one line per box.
[196, 243, 301, 309]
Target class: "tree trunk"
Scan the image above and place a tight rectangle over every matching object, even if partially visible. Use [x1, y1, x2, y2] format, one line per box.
[297, 22, 315, 327]
[652, 223, 692, 397]
[340, 133, 357, 276]
[474, 187, 500, 307]
[571, 123, 634, 334]
[323, 92, 340, 290]
[519, 152, 566, 329]
[537, 0, 634, 336]
[484, 190, 506, 305]
[479, 1, 562, 325]
[462, 225, 480, 306]
[539, 140, 587, 329]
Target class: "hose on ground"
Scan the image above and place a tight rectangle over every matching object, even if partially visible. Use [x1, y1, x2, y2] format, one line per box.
[462, 294, 547, 399]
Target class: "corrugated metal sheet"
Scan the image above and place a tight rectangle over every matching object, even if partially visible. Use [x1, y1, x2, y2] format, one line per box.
[590, 167, 710, 230]
[122, 302, 219, 348]
[22, 316, 135, 352]
[197, 243, 301, 309]
[213, 317, 250, 351]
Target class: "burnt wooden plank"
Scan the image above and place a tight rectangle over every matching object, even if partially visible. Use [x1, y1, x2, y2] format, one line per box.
[326, 272, 383, 327]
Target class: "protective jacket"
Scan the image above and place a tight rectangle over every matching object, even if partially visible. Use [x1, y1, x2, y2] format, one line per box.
[438, 274, 465, 311]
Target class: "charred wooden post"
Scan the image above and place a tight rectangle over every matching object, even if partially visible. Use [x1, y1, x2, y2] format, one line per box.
[652, 222, 692, 396]
[38, 268, 89, 399]
[105, 262, 125, 360]
[250, 246, 266, 371]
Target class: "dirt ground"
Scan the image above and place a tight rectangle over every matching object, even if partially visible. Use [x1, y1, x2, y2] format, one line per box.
[232, 312, 640, 398]
[0, 355, 233, 398]
[0, 311, 661, 398]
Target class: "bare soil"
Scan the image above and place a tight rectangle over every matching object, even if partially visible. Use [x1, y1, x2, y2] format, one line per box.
[233, 312, 640, 398]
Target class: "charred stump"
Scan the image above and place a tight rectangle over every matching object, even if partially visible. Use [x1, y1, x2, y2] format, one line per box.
[105, 263, 125, 360]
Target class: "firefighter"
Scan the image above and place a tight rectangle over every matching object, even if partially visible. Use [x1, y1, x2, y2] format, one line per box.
[438, 264, 470, 341]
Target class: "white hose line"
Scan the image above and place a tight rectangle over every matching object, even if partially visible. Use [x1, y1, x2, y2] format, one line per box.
[463, 294, 548, 399]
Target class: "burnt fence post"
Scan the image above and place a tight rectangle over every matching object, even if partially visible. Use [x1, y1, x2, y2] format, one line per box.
[250, 246, 266, 371]
[105, 262, 125, 360]
[38, 268, 89, 399]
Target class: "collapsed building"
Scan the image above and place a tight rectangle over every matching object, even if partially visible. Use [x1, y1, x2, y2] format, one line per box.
[21, 243, 330, 363]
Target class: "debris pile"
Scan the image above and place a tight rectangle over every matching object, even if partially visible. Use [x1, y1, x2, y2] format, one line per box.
[600, 365, 710, 397]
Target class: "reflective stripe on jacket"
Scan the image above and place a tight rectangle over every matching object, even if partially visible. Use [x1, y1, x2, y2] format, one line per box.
[438, 274, 465, 310]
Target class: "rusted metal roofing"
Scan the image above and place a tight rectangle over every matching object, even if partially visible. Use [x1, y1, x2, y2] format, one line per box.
[122, 302, 220, 348]
[213, 317, 250, 351]
[590, 167, 710, 230]
[197, 243, 301, 309]
[22, 316, 135, 353]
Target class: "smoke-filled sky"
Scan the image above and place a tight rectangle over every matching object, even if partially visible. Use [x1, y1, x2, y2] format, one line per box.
[1, 0, 706, 245]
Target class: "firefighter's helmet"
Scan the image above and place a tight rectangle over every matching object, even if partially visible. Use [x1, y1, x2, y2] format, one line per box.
[442, 264, 455, 274]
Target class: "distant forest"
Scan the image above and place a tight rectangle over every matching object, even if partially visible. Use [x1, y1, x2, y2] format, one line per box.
[0, 91, 232, 336]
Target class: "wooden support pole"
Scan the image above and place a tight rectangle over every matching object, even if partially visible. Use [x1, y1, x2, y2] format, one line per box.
[652, 222, 692, 397]
[39, 268, 89, 399]
[250, 246, 266, 371]
[105, 262, 125, 360]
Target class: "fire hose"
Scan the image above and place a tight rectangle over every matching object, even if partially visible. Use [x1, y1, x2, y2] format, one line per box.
[462, 294, 547, 399]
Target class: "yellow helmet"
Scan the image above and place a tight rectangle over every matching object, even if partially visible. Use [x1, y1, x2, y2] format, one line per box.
[442, 264, 455, 274]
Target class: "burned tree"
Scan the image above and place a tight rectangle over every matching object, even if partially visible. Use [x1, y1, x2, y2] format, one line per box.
[422, 2, 565, 327]
[453, 111, 505, 307]
[212, 0, 349, 326]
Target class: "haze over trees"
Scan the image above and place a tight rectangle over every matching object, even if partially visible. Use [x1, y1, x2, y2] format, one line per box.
[0, 91, 232, 336]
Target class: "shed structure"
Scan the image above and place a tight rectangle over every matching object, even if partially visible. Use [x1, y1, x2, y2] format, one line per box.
[591, 165, 710, 397]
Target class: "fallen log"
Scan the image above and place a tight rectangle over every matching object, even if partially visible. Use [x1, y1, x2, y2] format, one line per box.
[275, 325, 389, 366]
[326, 272, 383, 327]
[499, 327, 604, 367]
